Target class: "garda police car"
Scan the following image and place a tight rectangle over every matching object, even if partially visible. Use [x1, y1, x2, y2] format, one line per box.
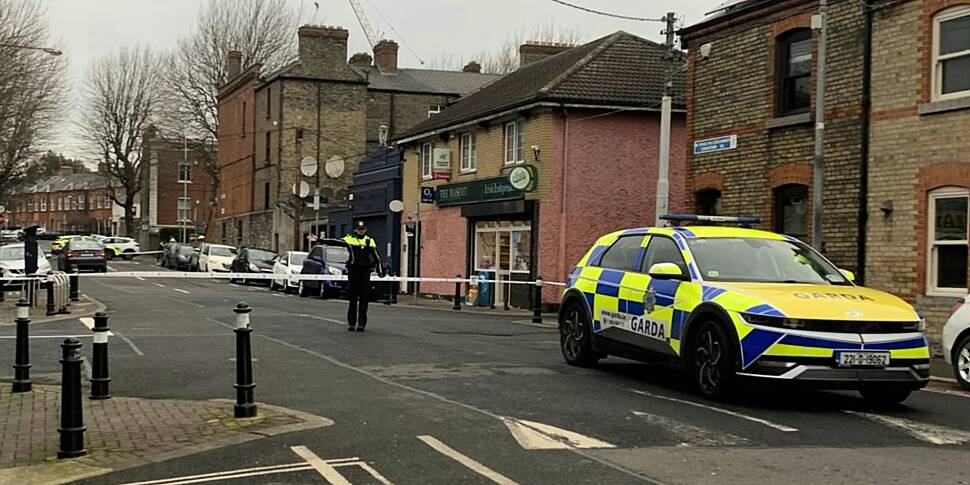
[559, 215, 930, 404]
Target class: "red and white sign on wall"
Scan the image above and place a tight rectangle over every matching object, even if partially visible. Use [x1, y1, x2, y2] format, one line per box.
[432, 148, 452, 180]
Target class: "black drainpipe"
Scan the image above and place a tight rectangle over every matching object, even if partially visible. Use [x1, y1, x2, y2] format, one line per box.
[857, 1, 873, 284]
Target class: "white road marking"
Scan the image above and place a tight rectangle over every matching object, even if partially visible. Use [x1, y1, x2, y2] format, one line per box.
[173, 288, 191, 294]
[629, 389, 799, 432]
[79, 317, 115, 336]
[922, 387, 970, 399]
[119, 462, 313, 485]
[290, 445, 352, 485]
[417, 435, 519, 485]
[134, 275, 146, 281]
[338, 461, 394, 485]
[155, 283, 166, 288]
[114, 331, 144, 356]
[632, 411, 748, 447]
[843, 410, 970, 445]
[107, 265, 118, 272]
[502, 418, 615, 449]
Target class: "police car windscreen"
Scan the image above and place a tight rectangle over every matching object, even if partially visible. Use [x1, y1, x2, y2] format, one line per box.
[687, 237, 848, 285]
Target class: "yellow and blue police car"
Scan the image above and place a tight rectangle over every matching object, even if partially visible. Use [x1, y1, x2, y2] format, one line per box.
[559, 215, 930, 404]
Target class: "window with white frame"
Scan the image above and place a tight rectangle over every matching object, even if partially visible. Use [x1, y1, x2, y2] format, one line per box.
[504, 121, 524, 165]
[178, 162, 191, 182]
[460, 132, 476, 172]
[933, 6, 970, 101]
[177, 197, 191, 223]
[428, 104, 446, 117]
[26, 200, 33, 212]
[420, 143, 432, 179]
[928, 187, 968, 295]
[40, 198, 46, 212]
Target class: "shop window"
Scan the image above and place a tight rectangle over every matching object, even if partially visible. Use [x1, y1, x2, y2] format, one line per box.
[928, 187, 968, 295]
[773, 184, 808, 237]
[421, 143, 432, 179]
[460, 132, 477, 173]
[777, 29, 812, 115]
[598, 236, 644, 271]
[933, 6, 970, 101]
[474, 221, 532, 273]
[695, 189, 721, 216]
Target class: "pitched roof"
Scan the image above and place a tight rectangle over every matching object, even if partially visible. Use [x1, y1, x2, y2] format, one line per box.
[396, 31, 687, 141]
[351, 66, 500, 95]
[10, 173, 118, 195]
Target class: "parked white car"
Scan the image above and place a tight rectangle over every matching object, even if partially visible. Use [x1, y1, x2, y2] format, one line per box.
[0, 243, 52, 277]
[271, 251, 307, 292]
[943, 294, 970, 390]
[198, 243, 237, 272]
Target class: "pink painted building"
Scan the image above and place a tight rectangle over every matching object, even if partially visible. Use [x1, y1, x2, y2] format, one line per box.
[395, 32, 687, 308]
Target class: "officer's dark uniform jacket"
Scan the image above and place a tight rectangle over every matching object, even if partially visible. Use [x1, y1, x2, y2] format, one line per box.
[342, 233, 383, 329]
[342, 234, 381, 270]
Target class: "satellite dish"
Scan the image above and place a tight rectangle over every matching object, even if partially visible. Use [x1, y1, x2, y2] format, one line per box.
[325, 156, 345, 179]
[292, 181, 310, 198]
[388, 199, 404, 213]
[300, 156, 318, 177]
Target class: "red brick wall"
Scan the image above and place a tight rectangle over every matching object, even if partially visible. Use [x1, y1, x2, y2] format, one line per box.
[415, 206, 467, 295]
[918, 0, 970, 103]
[217, 69, 259, 219]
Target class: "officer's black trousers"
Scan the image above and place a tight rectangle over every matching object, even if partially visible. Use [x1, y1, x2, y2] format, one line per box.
[347, 268, 371, 327]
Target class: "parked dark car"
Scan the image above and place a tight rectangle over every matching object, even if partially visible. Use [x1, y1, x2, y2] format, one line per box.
[166, 244, 198, 271]
[299, 239, 380, 299]
[58, 239, 107, 273]
[229, 247, 276, 285]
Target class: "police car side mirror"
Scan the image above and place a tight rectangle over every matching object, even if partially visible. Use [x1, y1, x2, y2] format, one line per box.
[839, 269, 855, 282]
[648, 262, 689, 281]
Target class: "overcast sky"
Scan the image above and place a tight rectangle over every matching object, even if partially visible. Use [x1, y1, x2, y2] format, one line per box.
[42, 0, 715, 159]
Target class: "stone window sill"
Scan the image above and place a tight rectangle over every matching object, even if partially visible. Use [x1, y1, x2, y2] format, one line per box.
[919, 96, 970, 116]
[766, 112, 812, 130]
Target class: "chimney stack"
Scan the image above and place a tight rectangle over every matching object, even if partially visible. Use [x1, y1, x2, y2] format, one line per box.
[519, 42, 573, 68]
[349, 52, 373, 66]
[373, 40, 398, 73]
[97, 163, 109, 174]
[57, 165, 74, 177]
[462, 61, 482, 73]
[227, 50, 242, 79]
[298, 25, 350, 75]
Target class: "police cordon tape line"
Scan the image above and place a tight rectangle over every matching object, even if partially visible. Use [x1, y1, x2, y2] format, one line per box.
[1, 271, 567, 287]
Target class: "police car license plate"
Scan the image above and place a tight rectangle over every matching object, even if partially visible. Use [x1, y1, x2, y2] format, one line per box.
[835, 351, 890, 368]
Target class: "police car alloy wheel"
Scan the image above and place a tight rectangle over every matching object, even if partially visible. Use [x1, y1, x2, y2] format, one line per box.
[691, 321, 737, 399]
[953, 335, 970, 391]
[559, 301, 599, 366]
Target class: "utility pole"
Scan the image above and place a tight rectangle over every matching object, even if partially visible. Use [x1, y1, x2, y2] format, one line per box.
[812, 0, 828, 251]
[655, 12, 676, 227]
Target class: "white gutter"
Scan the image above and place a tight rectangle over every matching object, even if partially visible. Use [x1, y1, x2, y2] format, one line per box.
[393, 101, 683, 145]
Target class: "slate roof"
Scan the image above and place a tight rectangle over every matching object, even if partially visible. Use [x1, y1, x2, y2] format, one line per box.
[10, 173, 118, 195]
[396, 31, 687, 141]
[260, 60, 498, 96]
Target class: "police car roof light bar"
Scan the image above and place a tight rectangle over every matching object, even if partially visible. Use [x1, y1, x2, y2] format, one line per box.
[660, 214, 762, 226]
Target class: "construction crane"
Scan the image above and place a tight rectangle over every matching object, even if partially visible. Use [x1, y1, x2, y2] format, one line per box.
[348, 0, 380, 48]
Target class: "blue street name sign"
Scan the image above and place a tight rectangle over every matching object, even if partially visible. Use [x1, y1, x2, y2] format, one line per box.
[693, 135, 738, 155]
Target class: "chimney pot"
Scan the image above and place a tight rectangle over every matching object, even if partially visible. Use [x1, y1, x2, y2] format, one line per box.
[373, 39, 399, 73]
[349, 52, 373, 66]
[462, 61, 482, 73]
[227, 50, 242, 79]
[57, 165, 74, 177]
[519, 42, 574, 68]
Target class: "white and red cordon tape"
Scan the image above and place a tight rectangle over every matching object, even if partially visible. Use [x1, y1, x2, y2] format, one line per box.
[1, 271, 566, 287]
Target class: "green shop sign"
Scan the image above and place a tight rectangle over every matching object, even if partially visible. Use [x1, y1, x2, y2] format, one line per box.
[436, 177, 523, 207]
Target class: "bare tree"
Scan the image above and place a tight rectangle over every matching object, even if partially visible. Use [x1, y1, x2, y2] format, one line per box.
[478, 23, 584, 74]
[0, 0, 68, 201]
[79, 46, 164, 236]
[161, 0, 300, 232]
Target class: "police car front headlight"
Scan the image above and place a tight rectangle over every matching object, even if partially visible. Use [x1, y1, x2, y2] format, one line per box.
[742, 313, 806, 330]
[900, 320, 926, 332]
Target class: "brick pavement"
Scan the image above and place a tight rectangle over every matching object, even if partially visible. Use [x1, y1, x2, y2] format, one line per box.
[0, 383, 332, 484]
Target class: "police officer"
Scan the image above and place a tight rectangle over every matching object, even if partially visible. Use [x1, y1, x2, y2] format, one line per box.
[343, 221, 384, 331]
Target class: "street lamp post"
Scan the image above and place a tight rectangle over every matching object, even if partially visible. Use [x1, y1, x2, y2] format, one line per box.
[0, 43, 62, 56]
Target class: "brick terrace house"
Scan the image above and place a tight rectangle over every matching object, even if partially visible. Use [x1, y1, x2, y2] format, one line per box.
[7, 167, 126, 234]
[865, 0, 970, 347]
[214, 25, 498, 251]
[394, 31, 687, 308]
[680, 0, 869, 276]
[138, 127, 216, 249]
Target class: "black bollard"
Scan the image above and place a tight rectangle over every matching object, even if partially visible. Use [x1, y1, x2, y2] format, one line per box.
[12, 299, 31, 393]
[58, 338, 86, 458]
[90, 312, 110, 399]
[532, 277, 544, 324]
[69, 272, 79, 302]
[46, 280, 56, 316]
[453, 275, 462, 311]
[233, 303, 257, 418]
[0, 277, 5, 302]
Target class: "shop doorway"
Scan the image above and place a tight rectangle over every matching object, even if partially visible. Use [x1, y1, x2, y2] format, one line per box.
[474, 221, 531, 308]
